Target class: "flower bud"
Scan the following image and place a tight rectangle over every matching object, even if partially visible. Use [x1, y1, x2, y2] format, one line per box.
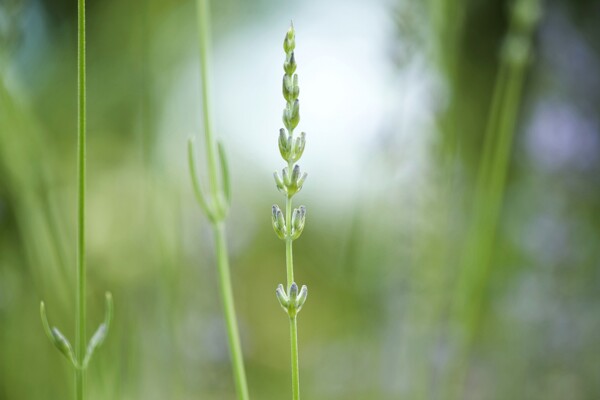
[282, 100, 300, 132]
[297, 172, 307, 191]
[278, 129, 292, 160]
[292, 74, 300, 99]
[296, 285, 308, 312]
[291, 164, 300, 183]
[292, 132, 306, 161]
[274, 171, 285, 193]
[282, 167, 291, 187]
[291, 205, 306, 240]
[283, 25, 295, 53]
[280, 282, 308, 317]
[51, 327, 76, 363]
[271, 205, 286, 240]
[284, 52, 297, 75]
[283, 75, 294, 102]
[290, 99, 300, 129]
[276, 284, 289, 311]
[289, 282, 299, 299]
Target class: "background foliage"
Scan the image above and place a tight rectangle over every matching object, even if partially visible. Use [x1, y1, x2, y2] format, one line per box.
[1, 0, 599, 399]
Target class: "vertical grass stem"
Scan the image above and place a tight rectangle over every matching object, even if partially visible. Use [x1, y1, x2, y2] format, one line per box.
[76, 0, 87, 398]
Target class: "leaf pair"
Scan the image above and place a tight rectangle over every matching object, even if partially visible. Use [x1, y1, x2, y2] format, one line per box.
[188, 138, 232, 222]
[40, 292, 113, 369]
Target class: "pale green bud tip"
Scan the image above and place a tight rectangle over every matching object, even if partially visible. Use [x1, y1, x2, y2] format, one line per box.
[298, 172, 307, 187]
[282, 167, 291, 186]
[276, 284, 289, 310]
[292, 132, 306, 161]
[274, 171, 285, 192]
[296, 285, 308, 311]
[284, 24, 296, 53]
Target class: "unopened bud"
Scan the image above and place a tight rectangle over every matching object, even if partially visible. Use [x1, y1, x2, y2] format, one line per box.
[296, 285, 308, 312]
[283, 24, 296, 53]
[278, 129, 292, 160]
[283, 75, 294, 102]
[276, 284, 289, 310]
[52, 328, 76, 363]
[284, 52, 297, 75]
[271, 205, 286, 240]
[292, 132, 306, 161]
[292, 74, 300, 99]
[282, 167, 291, 187]
[291, 205, 306, 240]
[274, 171, 285, 193]
[289, 282, 299, 299]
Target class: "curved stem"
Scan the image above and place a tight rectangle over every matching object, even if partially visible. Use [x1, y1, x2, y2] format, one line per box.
[76, 0, 87, 398]
[215, 223, 250, 400]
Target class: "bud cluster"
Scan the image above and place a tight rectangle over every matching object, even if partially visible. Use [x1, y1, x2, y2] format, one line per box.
[272, 23, 308, 241]
[276, 282, 308, 318]
[271, 24, 309, 317]
[272, 204, 306, 241]
[274, 164, 308, 198]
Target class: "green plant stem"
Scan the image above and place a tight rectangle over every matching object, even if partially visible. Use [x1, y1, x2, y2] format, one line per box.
[447, 9, 533, 397]
[285, 194, 294, 289]
[196, 0, 220, 195]
[76, 0, 87, 398]
[214, 222, 250, 400]
[289, 316, 300, 400]
[194, 2, 249, 398]
[284, 153, 300, 399]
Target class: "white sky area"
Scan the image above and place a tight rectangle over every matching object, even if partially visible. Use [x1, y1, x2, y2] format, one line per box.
[159, 0, 438, 206]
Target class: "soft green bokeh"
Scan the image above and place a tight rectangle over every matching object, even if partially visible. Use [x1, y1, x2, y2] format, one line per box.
[1, 0, 599, 399]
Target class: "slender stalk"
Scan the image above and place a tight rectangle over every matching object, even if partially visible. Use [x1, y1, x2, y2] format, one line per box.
[214, 222, 250, 400]
[39, 0, 113, 396]
[289, 316, 300, 400]
[285, 192, 294, 288]
[188, 0, 250, 398]
[285, 189, 299, 400]
[76, 0, 87, 397]
[196, 0, 220, 195]
[447, 0, 541, 398]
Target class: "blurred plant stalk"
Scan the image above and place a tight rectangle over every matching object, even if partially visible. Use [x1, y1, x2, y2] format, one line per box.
[38, 1, 113, 399]
[447, 0, 542, 397]
[187, 0, 249, 399]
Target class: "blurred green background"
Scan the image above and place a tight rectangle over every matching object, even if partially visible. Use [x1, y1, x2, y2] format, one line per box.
[1, 0, 599, 399]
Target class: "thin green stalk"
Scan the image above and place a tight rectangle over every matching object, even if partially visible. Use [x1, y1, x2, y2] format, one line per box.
[215, 223, 250, 400]
[188, 0, 249, 398]
[289, 316, 300, 400]
[76, 0, 87, 397]
[196, 0, 220, 196]
[285, 189, 298, 400]
[285, 192, 294, 288]
[39, 0, 113, 397]
[446, 0, 541, 398]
